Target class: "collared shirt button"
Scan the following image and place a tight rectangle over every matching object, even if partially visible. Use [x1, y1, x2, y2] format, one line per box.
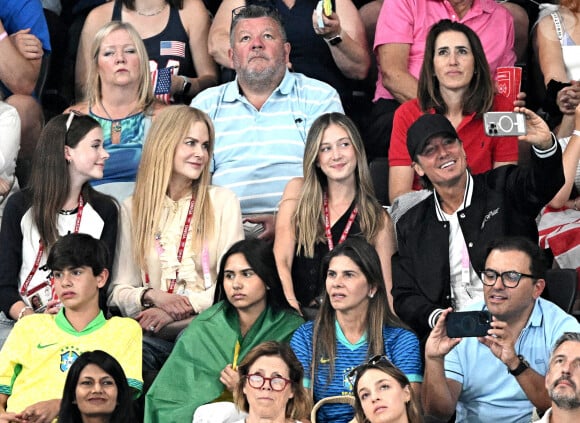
[459, 213, 466, 218]
[468, 242, 473, 248]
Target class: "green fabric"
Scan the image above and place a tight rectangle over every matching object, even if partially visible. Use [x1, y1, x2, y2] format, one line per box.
[144, 302, 304, 423]
[55, 309, 106, 336]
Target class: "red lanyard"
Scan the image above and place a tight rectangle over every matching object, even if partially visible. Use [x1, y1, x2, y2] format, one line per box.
[20, 195, 85, 296]
[323, 192, 358, 251]
[167, 196, 195, 293]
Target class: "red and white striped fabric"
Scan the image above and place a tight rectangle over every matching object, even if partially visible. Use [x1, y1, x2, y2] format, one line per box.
[538, 205, 580, 270]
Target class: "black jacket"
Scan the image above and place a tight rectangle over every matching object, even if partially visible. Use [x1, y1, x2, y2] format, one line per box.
[392, 144, 564, 340]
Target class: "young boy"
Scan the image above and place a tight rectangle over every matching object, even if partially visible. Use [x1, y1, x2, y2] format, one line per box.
[0, 233, 142, 422]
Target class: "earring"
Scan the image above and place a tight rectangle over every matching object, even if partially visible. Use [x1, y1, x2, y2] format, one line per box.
[368, 293, 375, 299]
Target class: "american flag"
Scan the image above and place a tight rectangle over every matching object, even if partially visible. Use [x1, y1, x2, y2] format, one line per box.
[151, 66, 174, 104]
[160, 40, 186, 57]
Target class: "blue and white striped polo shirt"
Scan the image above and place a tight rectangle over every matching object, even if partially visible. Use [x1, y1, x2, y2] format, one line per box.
[191, 70, 343, 214]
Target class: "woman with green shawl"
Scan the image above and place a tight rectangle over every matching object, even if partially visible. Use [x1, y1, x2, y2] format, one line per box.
[144, 239, 304, 423]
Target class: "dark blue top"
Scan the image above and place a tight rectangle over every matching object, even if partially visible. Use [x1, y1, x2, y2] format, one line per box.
[112, 0, 196, 79]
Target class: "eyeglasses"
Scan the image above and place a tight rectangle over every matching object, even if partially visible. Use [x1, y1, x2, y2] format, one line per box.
[347, 355, 395, 386]
[480, 269, 536, 288]
[65, 110, 83, 132]
[245, 373, 292, 391]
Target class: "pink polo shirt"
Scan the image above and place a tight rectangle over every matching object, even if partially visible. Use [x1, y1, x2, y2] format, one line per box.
[373, 0, 516, 101]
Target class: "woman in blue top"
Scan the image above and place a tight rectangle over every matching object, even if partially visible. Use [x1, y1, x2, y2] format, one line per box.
[290, 237, 422, 423]
[68, 21, 166, 202]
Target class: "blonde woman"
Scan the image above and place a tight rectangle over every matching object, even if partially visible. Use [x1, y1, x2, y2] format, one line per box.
[77, 0, 218, 104]
[274, 112, 396, 316]
[68, 21, 166, 201]
[108, 105, 243, 371]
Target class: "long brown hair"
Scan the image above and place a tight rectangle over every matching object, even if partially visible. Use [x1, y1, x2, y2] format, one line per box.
[28, 113, 110, 247]
[294, 113, 384, 257]
[311, 238, 409, 385]
[418, 19, 494, 117]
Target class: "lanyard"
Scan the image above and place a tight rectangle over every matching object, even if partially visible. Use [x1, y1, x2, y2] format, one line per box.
[147, 197, 212, 293]
[323, 192, 358, 251]
[167, 196, 196, 293]
[20, 195, 85, 296]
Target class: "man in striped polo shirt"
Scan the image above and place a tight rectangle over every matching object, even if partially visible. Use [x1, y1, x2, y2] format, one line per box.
[191, 4, 343, 241]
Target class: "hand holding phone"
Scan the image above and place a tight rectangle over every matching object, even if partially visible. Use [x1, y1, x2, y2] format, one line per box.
[446, 310, 492, 338]
[315, 0, 334, 28]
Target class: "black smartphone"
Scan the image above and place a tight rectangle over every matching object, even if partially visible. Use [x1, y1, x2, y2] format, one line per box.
[446, 310, 492, 338]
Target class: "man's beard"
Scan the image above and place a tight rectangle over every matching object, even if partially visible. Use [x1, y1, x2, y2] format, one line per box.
[550, 376, 580, 410]
[239, 66, 279, 88]
[233, 52, 286, 92]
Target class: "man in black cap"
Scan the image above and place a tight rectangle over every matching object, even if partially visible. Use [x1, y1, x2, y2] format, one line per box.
[391, 107, 564, 341]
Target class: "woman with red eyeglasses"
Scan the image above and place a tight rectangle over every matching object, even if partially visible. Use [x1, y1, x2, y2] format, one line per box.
[232, 341, 311, 423]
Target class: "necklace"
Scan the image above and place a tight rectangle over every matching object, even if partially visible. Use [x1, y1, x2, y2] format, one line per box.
[136, 2, 167, 16]
[59, 207, 79, 215]
[100, 102, 137, 134]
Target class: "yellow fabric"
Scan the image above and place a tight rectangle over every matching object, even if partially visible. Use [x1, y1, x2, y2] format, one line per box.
[0, 312, 142, 413]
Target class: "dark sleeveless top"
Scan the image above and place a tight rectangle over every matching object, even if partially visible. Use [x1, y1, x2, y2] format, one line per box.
[246, 0, 354, 111]
[112, 0, 196, 78]
[291, 201, 362, 306]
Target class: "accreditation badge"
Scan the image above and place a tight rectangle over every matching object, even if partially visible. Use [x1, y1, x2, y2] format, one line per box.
[25, 280, 52, 312]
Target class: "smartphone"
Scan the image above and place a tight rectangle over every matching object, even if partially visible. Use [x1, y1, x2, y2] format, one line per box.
[446, 310, 492, 338]
[483, 112, 526, 137]
[323, 0, 334, 15]
[316, 0, 335, 28]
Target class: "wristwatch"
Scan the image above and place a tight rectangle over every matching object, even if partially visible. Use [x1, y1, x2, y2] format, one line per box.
[325, 34, 343, 46]
[508, 355, 530, 376]
[180, 75, 192, 95]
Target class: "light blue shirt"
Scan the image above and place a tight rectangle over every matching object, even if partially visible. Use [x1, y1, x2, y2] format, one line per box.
[191, 70, 343, 214]
[445, 297, 580, 422]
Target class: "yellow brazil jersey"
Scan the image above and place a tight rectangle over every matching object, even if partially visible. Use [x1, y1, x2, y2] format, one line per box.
[0, 309, 142, 413]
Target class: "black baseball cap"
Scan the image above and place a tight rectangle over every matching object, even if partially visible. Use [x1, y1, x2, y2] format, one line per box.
[407, 114, 459, 159]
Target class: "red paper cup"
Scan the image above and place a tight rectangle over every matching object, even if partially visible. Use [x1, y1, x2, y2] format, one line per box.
[495, 66, 522, 112]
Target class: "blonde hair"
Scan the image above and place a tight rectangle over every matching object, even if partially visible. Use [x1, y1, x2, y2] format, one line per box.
[294, 113, 384, 257]
[132, 105, 215, 269]
[86, 21, 153, 110]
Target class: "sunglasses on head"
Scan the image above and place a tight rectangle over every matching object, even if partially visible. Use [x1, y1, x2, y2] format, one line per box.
[347, 354, 395, 386]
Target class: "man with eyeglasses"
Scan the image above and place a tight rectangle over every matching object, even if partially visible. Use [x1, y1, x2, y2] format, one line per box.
[191, 4, 342, 241]
[391, 109, 565, 342]
[422, 237, 580, 423]
[539, 332, 580, 422]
